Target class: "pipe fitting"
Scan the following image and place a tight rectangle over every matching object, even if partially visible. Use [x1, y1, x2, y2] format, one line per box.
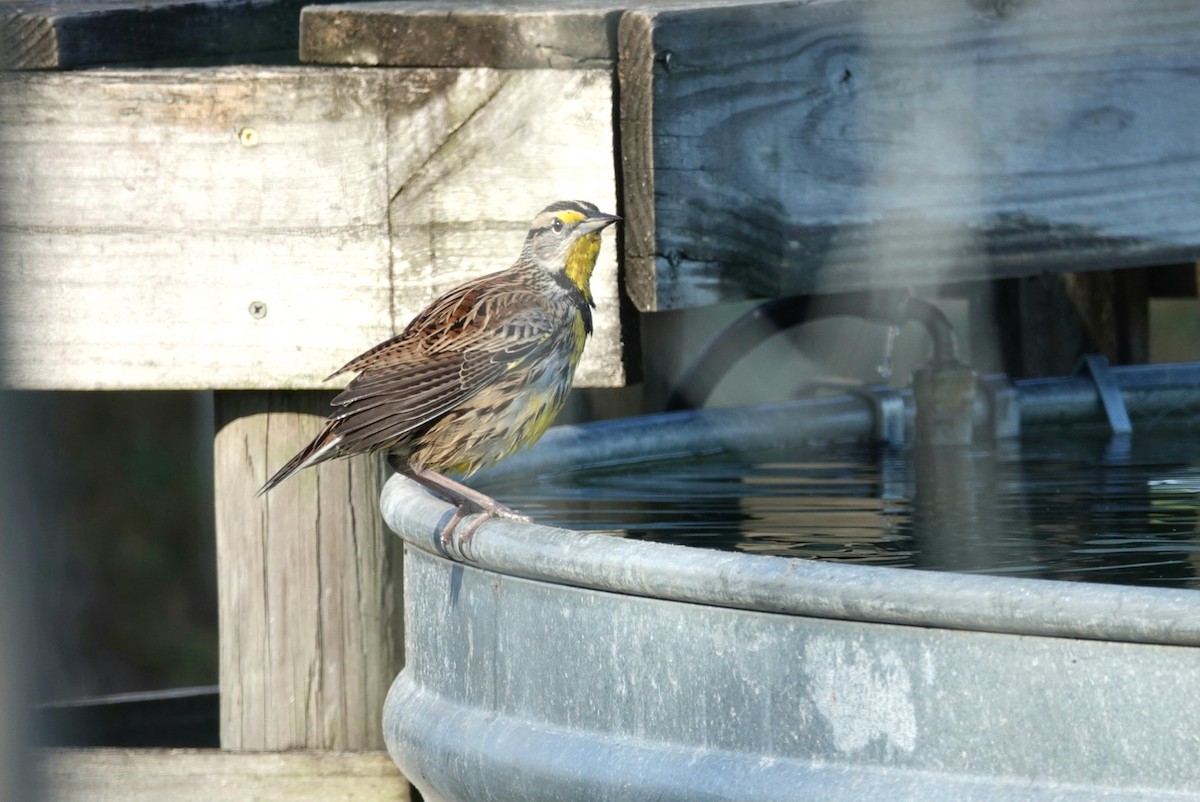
[913, 361, 978, 447]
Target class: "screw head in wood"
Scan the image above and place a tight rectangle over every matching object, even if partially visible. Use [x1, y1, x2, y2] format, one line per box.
[239, 127, 260, 148]
[248, 301, 268, 319]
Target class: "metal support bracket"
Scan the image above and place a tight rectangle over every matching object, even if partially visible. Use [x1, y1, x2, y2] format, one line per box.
[976, 373, 1021, 440]
[865, 386, 909, 448]
[1075, 354, 1133, 435]
[796, 380, 908, 447]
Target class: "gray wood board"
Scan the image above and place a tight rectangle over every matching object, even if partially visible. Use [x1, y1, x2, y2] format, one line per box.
[40, 748, 410, 801]
[0, 0, 317, 69]
[619, 0, 1200, 311]
[0, 66, 624, 389]
[299, 0, 755, 68]
[301, 0, 619, 68]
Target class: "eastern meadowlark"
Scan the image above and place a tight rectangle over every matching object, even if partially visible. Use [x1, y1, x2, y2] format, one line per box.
[260, 200, 620, 548]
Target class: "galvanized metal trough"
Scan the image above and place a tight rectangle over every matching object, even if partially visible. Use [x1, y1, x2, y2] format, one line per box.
[381, 391, 1200, 802]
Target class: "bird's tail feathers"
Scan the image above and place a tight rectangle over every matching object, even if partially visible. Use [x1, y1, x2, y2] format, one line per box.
[257, 433, 343, 496]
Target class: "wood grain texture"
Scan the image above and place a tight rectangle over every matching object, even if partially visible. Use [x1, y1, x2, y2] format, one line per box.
[0, 0, 311, 70]
[40, 748, 410, 802]
[298, 0, 776, 69]
[214, 392, 404, 751]
[301, 0, 619, 69]
[975, 269, 1151, 378]
[0, 66, 626, 389]
[619, 0, 1200, 311]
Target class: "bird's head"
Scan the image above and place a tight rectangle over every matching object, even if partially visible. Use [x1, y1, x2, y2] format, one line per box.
[523, 200, 620, 303]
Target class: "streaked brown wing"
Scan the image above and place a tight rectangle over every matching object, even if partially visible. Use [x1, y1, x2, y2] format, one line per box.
[327, 268, 527, 379]
[327, 353, 510, 451]
[323, 272, 557, 452]
[330, 351, 478, 418]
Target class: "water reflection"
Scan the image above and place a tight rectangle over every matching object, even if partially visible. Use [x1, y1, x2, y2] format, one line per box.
[487, 430, 1200, 589]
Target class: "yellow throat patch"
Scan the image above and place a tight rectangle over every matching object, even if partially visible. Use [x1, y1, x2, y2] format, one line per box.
[564, 231, 601, 304]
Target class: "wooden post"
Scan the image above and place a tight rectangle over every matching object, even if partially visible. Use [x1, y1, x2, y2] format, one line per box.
[214, 391, 403, 750]
[1072, 267, 1149, 366]
[969, 269, 1150, 378]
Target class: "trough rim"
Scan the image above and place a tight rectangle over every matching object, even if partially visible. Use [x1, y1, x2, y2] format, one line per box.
[381, 480, 1200, 649]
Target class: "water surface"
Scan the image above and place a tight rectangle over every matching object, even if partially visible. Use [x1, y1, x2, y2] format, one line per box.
[488, 430, 1200, 589]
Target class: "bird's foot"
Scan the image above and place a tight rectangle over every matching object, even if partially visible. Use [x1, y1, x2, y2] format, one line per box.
[398, 463, 533, 555]
[440, 498, 534, 552]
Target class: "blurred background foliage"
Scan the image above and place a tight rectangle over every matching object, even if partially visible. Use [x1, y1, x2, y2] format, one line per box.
[19, 392, 216, 700]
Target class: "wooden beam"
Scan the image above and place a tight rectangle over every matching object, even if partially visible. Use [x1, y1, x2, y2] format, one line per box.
[0, 0, 310, 70]
[619, 0, 1200, 311]
[40, 748, 410, 802]
[298, 0, 794, 68]
[970, 269, 1150, 378]
[214, 392, 403, 750]
[0, 66, 625, 390]
[1070, 268, 1149, 367]
[300, 0, 621, 69]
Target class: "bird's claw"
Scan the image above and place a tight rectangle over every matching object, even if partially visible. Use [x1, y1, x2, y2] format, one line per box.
[438, 499, 534, 556]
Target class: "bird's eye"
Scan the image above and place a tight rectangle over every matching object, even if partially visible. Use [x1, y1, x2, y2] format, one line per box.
[551, 218, 564, 233]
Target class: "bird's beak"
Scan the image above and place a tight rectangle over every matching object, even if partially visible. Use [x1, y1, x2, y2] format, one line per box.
[577, 211, 622, 234]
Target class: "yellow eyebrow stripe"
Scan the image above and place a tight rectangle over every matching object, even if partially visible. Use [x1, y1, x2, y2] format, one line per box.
[555, 210, 586, 225]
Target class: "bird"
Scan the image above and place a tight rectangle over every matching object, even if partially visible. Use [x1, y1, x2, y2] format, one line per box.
[259, 200, 620, 550]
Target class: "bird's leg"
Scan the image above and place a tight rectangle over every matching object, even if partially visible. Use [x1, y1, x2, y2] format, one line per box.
[390, 458, 532, 549]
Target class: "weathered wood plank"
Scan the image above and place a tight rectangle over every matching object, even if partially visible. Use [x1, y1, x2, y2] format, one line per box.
[619, 0, 1200, 311]
[301, 0, 618, 69]
[214, 392, 403, 751]
[299, 0, 759, 68]
[40, 748, 410, 802]
[0, 67, 393, 390]
[972, 269, 1151, 378]
[0, 66, 625, 389]
[0, 0, 312, 70]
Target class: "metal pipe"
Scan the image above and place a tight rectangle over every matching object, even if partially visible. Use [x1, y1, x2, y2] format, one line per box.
[478, 362, 1200, 491]
[900, 295, 960, 366]
[1016, 363, 1200, 427]
[476, 395, 879, 486]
